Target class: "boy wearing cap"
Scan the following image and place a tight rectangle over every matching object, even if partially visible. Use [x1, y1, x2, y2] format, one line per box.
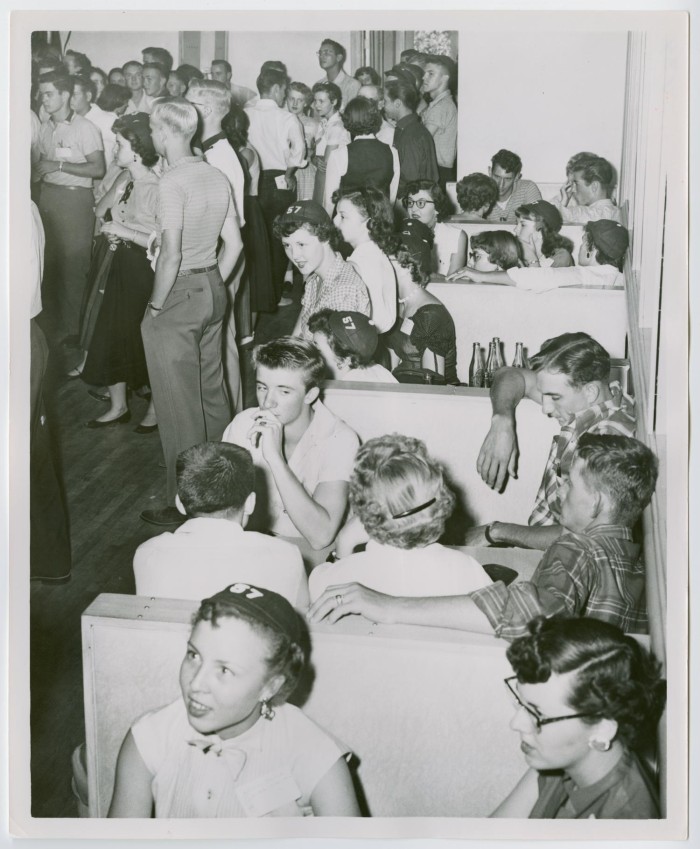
[222, 337, 360, 569]
[272, 201, 370, 339]
[552, 155, 623, 223]
[308, 309, 398, 383]
[450, 220, 629, 292]
[133, 442, 308, 608]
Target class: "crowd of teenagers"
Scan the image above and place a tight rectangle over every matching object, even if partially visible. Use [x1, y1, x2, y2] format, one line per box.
[29, 38, 664, 821]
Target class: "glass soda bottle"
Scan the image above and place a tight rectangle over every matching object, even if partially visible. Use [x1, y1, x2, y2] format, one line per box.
[484, 341, 497, 387]
[492, 337, 505, 370]
[469, 342, 485, 387]
[512, 341, 529, 368]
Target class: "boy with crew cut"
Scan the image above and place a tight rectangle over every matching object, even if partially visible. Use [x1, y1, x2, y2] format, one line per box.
[223, 337, 360, 569]
[486, 148, 541, 223]
[309, 434, 657, 639]
[133, 442, 308, 608]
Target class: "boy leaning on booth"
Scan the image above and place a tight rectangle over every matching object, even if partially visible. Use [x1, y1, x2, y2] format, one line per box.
[309, 433, 658, 641]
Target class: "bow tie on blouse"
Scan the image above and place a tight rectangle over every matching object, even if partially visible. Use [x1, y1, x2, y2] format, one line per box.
[187, 737, 248, 780]
[120, 181, 134, 205]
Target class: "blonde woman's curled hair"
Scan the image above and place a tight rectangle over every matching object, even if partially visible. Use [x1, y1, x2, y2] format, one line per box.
[349, 434, 455, 549]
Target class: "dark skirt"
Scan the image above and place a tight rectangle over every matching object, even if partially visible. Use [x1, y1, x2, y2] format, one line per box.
[243, 195, 276, 313]
[79, 235, 114, 352]
[81, 241, 153, 388]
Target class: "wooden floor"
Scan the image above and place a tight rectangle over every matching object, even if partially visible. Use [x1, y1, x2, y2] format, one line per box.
[29, 285, 301, 817]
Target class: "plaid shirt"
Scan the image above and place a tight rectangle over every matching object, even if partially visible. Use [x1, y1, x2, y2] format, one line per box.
[470, 525, 648, 641]
[529, 382, 636, 527]
[298, 253, 371, 339]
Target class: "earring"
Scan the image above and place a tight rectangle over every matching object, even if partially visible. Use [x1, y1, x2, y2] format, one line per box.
[260, 699, 275, 721]
[589, 738, 611, 752]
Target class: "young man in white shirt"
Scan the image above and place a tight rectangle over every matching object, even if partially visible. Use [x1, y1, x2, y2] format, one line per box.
[69, 75, 117, 168]
[316, 38, 360, 111]
[134, 441, 308, 607]
[551, 155, 623, 223]
[223, 337, 360, 568]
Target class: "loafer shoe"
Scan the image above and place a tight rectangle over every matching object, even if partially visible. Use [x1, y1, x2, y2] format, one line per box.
[133, 423, 158, 434]
[85, 410, 131, 428]
[88, 388, 110, 403]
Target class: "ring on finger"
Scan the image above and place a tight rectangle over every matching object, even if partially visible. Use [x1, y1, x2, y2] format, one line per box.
[335, 594, 343, 608]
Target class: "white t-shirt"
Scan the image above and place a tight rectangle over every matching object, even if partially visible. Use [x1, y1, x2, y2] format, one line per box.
[348, 241, 397, 333]
[131, 700, 346, 817]
[506, 264, 623, 293]
[203, 136, 246, 228]
[309, 540, 491, 601]
[433, 222, 464, 276]
[133, 517, 309, 609]
[222, 401, 360, 539]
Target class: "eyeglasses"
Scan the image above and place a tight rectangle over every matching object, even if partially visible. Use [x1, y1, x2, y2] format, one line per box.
[403, 198, 436, 209]
[504, 676, 600, 733]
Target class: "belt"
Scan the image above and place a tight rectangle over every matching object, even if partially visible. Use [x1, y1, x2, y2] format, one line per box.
[177, 263, 218, 277]
[43, 182, 92, 191]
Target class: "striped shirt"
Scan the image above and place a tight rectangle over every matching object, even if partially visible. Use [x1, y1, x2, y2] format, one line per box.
[298, 254, 370, 339]
[158, 155, 233, 270]
[485, 179, 542, 224]
[529, 382, 636, 527]
[470, 524, 648, 641]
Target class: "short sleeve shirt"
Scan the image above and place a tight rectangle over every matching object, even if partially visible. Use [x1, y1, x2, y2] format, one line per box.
[485, 179, 542, 224]
[158, 155, 233, 269]
[297, 254, 371, 339]
[222, 400, 360, 538]
[38, 112, 103, 188]
[131, 699, 346, 817]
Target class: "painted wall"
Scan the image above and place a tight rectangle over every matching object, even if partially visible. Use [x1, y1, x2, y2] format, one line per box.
[225, 30, 355, 93]
[456, 30, 627, 183]
[58, 31, 180, 75]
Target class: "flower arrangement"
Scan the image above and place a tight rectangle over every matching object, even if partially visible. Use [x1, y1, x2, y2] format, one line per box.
[414, 30, 454, 57]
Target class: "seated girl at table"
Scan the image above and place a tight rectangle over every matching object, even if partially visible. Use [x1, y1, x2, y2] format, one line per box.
[514, 201, 574, 268]
[108, 583, 360, 818]
[403, 179, 467, 276]
[493, 615, 665, 819]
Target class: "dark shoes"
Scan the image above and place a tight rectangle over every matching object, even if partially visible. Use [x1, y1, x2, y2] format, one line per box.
[133, 423, 158, 434]
[140, 506, 185, 526]
[85, 410, 131, 428]
[88, 388, 110, 403]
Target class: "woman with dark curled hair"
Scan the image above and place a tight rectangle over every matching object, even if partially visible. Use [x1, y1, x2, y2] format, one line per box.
[514, 201, 574, 268]
[354, 65, 382, 87]
[308, 435, 490, 601]
[493, 615, 666, 819]
[455, 172, 499, 220]
[332, 186, 399, 334]
[109, 583, 360, 817]
[272, 200, 370, 339]
[75, 113, 160, 431]
[385, 219, 459, 384]
[323, 96, 400, 213]
[403, 179, 467, 275]
[448, 229, 521, 283]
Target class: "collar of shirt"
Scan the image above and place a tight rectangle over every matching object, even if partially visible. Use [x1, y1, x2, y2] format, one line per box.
[568, 381, 632, 439]
[561, 750, 633, 815]
[201, 132, 227, 153]
[293, 399, 338, 449]
[251, 98, 281, 111]
[425, 90, 452, 108]
[568, 524, 634, 542]
[395, 112, 420, 130]
[173, 516, 245, 537]
[309, 252, 347, 286]
[50, 110, 75, 127]
[320, 111, 343, 130]
[164, 154, 204, 171]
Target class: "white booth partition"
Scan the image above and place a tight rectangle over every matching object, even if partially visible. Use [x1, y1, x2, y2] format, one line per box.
[322, 383, 558, 528]
[428, 282, 628, 384]
[82, 594, 528, 818]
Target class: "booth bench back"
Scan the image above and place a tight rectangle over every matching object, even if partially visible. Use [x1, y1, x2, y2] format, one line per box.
[82, 594, 526, 818]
